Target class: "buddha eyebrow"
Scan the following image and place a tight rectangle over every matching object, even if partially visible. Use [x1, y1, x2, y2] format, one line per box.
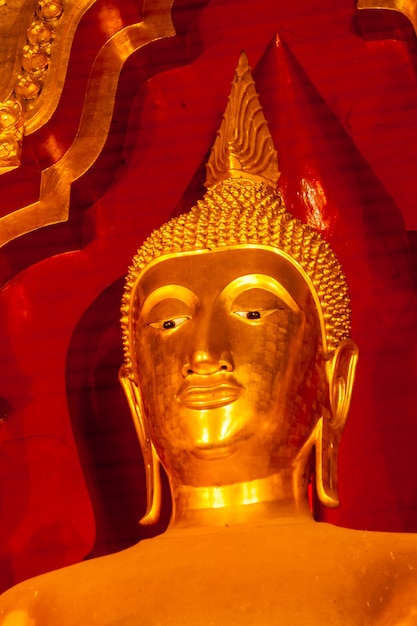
[140, 285, 197, 315]
[224, 274, 300, 312]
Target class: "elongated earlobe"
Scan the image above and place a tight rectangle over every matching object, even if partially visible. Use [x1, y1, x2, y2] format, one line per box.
[119, 366, 161, 525]
[316, 339, 359, 507]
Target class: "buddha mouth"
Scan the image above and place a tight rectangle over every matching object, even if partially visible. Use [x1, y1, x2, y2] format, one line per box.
[177, 381, 244, 409]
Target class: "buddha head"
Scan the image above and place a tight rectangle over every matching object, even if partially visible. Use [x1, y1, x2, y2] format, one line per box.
[119, 53, 358, 525]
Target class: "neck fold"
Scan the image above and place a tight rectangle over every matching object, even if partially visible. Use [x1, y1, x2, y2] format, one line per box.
[168, 470, 313, 530]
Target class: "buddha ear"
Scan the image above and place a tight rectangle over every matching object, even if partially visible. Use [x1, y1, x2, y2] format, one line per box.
[315, 339, 359, 507]
[119, 366, 161, 525]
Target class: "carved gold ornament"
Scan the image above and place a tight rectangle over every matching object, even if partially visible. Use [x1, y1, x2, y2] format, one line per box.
[0, 0, 65, 170]
[0, 0, 176, 247]
[0, 100, 23, 172]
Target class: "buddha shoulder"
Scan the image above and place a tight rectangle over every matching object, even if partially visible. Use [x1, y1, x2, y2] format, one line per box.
[1, 525, 417, 626]
[0, 547, 150, 626]
[314, 523, 417, 625]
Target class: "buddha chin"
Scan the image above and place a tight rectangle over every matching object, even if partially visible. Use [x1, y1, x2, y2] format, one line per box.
[191, 413, 252, 462]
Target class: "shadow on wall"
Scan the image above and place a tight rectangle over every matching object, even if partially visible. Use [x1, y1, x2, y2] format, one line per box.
[66, 277, 171, 559]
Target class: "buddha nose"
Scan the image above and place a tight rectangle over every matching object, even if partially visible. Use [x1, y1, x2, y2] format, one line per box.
[182, 350, 234, 377]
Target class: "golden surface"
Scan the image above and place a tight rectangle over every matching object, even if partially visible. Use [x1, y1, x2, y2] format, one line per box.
[0, 0, 70, 170]
[122, 55, 351, 379]
[0, 1, 35, 100]
[2, 51, 417, 626]
[122, 246, 357, 527]
[122, 180, 350, 367]
[119, 53, 357, 526]
[0, 99, 23, 172]
[357, 0, 417, 34]
[3, 522, 417, 624]
[0, 0, 175, 246]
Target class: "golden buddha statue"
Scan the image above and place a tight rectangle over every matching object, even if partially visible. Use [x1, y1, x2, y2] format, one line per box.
[1, 52, 417, 626]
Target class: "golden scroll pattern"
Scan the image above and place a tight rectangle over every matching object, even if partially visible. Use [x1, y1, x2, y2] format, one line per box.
[0, 0, 175, 248]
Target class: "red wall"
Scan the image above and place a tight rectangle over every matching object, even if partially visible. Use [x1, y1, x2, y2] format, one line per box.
[1, 0, 417, 592]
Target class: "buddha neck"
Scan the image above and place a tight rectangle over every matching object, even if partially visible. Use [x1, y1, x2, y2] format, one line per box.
[168, 469, 313, 530]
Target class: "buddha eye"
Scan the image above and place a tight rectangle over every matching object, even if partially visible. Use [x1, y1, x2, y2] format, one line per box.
[148, 316, 190, 330]
[235, 310, 261, 320]
[234, 310, 276, 321]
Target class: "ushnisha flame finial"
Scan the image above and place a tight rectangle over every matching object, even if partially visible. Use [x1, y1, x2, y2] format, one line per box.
[205, 51, 280, 189]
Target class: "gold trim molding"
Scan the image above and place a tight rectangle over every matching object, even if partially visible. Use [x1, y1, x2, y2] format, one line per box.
[0, 0, 176, 248]
[357, 0, 417, 35]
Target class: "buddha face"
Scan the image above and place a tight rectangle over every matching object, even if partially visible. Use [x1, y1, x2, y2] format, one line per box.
[132, 246, 325, 487]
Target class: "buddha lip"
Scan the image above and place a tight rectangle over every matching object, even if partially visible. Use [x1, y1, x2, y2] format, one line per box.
[177, 382, 243, 409]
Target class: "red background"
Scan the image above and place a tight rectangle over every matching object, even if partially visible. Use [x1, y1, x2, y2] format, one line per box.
[1, 0, 417, 592]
